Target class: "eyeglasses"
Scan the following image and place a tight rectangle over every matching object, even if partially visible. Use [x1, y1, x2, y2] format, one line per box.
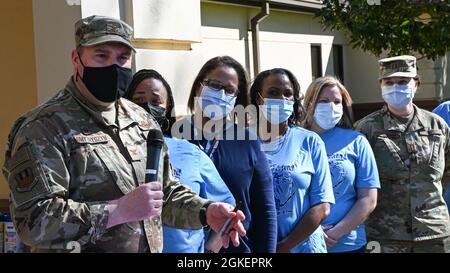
[202, 79, 239, 97]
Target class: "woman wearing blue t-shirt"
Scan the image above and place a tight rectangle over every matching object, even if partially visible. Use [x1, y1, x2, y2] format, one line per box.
[249, 68, 335, 253]
[125, 69, 235, 253]
[303, 76, 380, 253]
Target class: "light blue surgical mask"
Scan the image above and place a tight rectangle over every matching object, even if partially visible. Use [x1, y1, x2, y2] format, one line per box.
[199, 85, 237, 120]
[313, 102, 343, 130]
[260, 96, 294, 124]
[382, 84, 414, 109]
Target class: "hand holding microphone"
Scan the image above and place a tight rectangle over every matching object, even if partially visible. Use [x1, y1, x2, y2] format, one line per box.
[107, 129, 165, 228]
[145, 129, 164, 183]
[141, 129, 165, 218]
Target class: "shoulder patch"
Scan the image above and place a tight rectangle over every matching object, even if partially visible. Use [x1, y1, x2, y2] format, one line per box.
[138, 121, 152, 130]
[5, 145, 52, 208]
[15, 167, 36, 192]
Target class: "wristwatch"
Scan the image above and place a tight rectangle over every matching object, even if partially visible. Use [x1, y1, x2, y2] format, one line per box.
[199, 202, 213, 228]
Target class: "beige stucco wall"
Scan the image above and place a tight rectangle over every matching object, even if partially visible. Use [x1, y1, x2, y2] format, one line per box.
[445, 54, 450, 100]
[132, 0, 202, 115]
[33, 0, 81, 104]
[200, 2, 381, 104]
[344, 47, 380, 103]
[81, 0, 121, 18]
[133, 0, 201, 41]
[29, 0, 448, 114]
[0, 1, 38, 199]
[3, 0, 448, 201]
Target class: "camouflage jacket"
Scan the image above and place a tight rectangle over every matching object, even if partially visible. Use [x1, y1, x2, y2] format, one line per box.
[355, 105, 450, 241]
[2, 79, 209, 253]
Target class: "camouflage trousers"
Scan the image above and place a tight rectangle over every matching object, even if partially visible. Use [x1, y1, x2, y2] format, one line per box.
[367, 236, 450, 253]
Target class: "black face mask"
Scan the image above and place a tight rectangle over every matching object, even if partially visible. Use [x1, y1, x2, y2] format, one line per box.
[137, 103, 168, 130]
[77, 56, 132, 103]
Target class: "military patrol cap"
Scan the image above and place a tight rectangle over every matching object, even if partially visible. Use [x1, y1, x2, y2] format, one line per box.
[75, 15, 135, 51]
[378, 55, 417, 79]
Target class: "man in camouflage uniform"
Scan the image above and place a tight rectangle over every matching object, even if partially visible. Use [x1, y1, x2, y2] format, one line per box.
[354, 55, 450, 253]
[2, 15, 245, 253]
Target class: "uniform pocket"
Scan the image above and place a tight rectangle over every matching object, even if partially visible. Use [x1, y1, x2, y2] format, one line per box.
[428, 132, 443, 169]
[93, 146, 135, 195]
[374, 135, 407, 168]
[417, 129, 443, 171]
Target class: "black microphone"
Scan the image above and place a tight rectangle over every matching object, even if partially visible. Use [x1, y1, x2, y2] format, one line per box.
[146, 129, 164, 183]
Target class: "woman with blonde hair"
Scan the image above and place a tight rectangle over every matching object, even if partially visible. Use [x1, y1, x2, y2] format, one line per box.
[303, 76, 380, 253]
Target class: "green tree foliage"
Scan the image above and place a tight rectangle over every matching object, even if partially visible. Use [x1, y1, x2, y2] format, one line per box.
[318, 0, 450, 60]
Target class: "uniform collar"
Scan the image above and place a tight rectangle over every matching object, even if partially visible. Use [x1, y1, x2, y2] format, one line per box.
[117, 98, 141, 130]
[66, 77, 137, 130]
[381, 104, 425, 132]
[407, 105, 427, 132]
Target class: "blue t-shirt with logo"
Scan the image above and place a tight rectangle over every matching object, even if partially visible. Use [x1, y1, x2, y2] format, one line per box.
[432, 102, 450, 211]
[261, 126, 335, 253]
[320, 127, 380, 253]
[162, 136, 235, 253]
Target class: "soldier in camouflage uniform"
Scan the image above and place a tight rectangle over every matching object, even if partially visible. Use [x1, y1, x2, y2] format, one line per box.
[2, 15, 245, 253]
[354, 55, 450, 253]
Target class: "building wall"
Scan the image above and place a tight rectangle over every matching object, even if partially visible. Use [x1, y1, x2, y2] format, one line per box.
[415, 58, 443, 101]
[200, 2, 382, 104]
[2, 0, 448, 202]
[344, 47, 380, 103]
[81, 0, 121, 18]
[132, 0, 202, 115]
[0, 0, 38, 200]
[433, 54, 449, 101]
[445, 53, 450, 100]
[33, 0, 81, 104]
[28, 0, 449, 115]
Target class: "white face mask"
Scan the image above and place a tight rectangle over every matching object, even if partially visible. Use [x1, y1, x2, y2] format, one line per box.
[260, 97, 294, 124]
[381, 84, 414, 109]
[313, 102, 343, 130]
[199, 85, 236, 120]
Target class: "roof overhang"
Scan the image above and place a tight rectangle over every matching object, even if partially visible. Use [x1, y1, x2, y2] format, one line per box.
[202, 0, 323, 13]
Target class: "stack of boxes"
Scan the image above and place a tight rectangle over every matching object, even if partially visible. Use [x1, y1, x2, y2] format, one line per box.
[0, 213, 4, 253]
[0, 212, 20, 253]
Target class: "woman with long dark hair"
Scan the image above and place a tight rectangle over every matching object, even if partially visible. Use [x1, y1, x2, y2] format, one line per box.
[179, 56, 277, 253]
